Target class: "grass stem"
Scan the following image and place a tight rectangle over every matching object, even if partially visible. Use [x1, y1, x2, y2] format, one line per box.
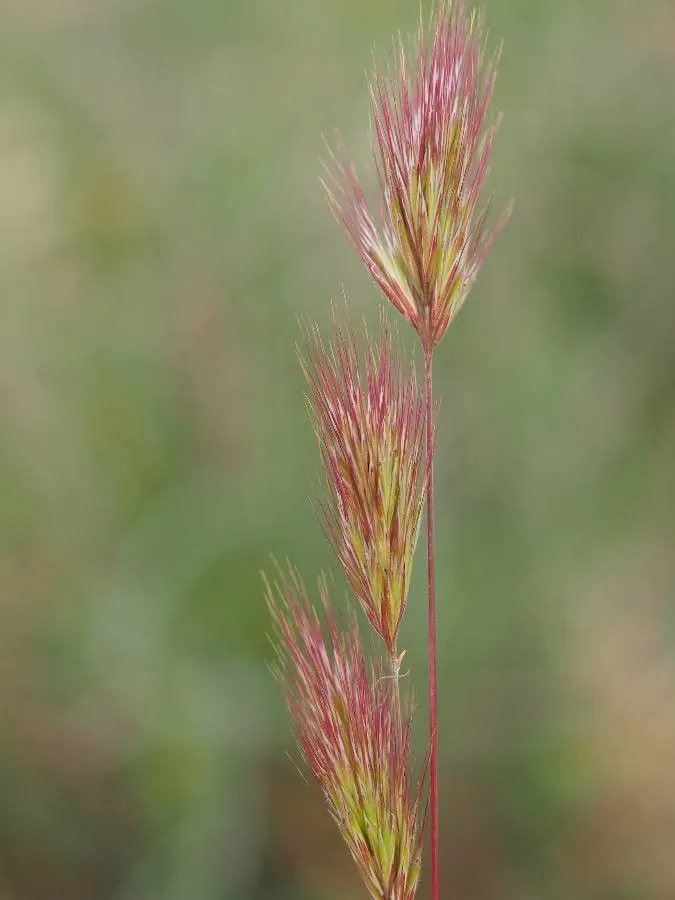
[424, 349, 439, 900]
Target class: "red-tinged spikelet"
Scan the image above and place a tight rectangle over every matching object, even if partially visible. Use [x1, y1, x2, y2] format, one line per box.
[266, 565, 424, 900]
[300, 315, 426, 659]
[323, 0, 511, 352]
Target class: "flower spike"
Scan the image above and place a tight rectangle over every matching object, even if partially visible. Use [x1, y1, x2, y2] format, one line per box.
[266, 565, 424, 900]
[300, 314, 426, 658]
[323, 0, 511, 351]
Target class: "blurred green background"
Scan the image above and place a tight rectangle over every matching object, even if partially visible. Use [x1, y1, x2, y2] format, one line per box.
[1, 1, 674, 898]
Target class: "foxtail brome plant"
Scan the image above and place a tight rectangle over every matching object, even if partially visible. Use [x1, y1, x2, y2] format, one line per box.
[267, 2, 509, 897]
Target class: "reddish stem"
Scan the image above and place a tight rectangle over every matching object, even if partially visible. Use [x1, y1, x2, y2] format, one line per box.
[424, 349, 439, 900]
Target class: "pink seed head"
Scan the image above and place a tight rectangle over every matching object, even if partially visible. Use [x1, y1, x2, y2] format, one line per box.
[300, 313, 426, 657]
[266, 564, 424, 900]
[323, 0, 511, 351]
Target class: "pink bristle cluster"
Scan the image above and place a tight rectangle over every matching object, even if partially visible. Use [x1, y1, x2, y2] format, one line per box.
[266, 565, 424, 900]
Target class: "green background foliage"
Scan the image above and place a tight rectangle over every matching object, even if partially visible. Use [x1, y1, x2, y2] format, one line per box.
[1, 1, 674, 898]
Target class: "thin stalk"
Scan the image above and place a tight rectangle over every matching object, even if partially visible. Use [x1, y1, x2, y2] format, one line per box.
[424, 348, 439, 900]
[391, 649, 402, 735]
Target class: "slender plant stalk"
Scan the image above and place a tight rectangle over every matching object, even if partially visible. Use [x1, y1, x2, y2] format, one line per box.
[424, 349, 439, 900]
[391, 649, 402, 742]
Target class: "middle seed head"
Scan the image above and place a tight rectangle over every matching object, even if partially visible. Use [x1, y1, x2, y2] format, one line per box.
[301, 315, 426, 657]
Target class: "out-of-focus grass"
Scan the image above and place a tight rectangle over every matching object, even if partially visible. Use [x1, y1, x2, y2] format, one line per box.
[0, 1, 674, 899]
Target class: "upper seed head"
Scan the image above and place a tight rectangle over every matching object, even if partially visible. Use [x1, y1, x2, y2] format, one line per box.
[323, 0, 511, 351]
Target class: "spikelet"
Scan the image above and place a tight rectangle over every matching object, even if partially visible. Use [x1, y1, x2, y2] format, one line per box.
[323, 0, 511, 351]
[300, 315, 426, 659]
[266, 564, 424, 900]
